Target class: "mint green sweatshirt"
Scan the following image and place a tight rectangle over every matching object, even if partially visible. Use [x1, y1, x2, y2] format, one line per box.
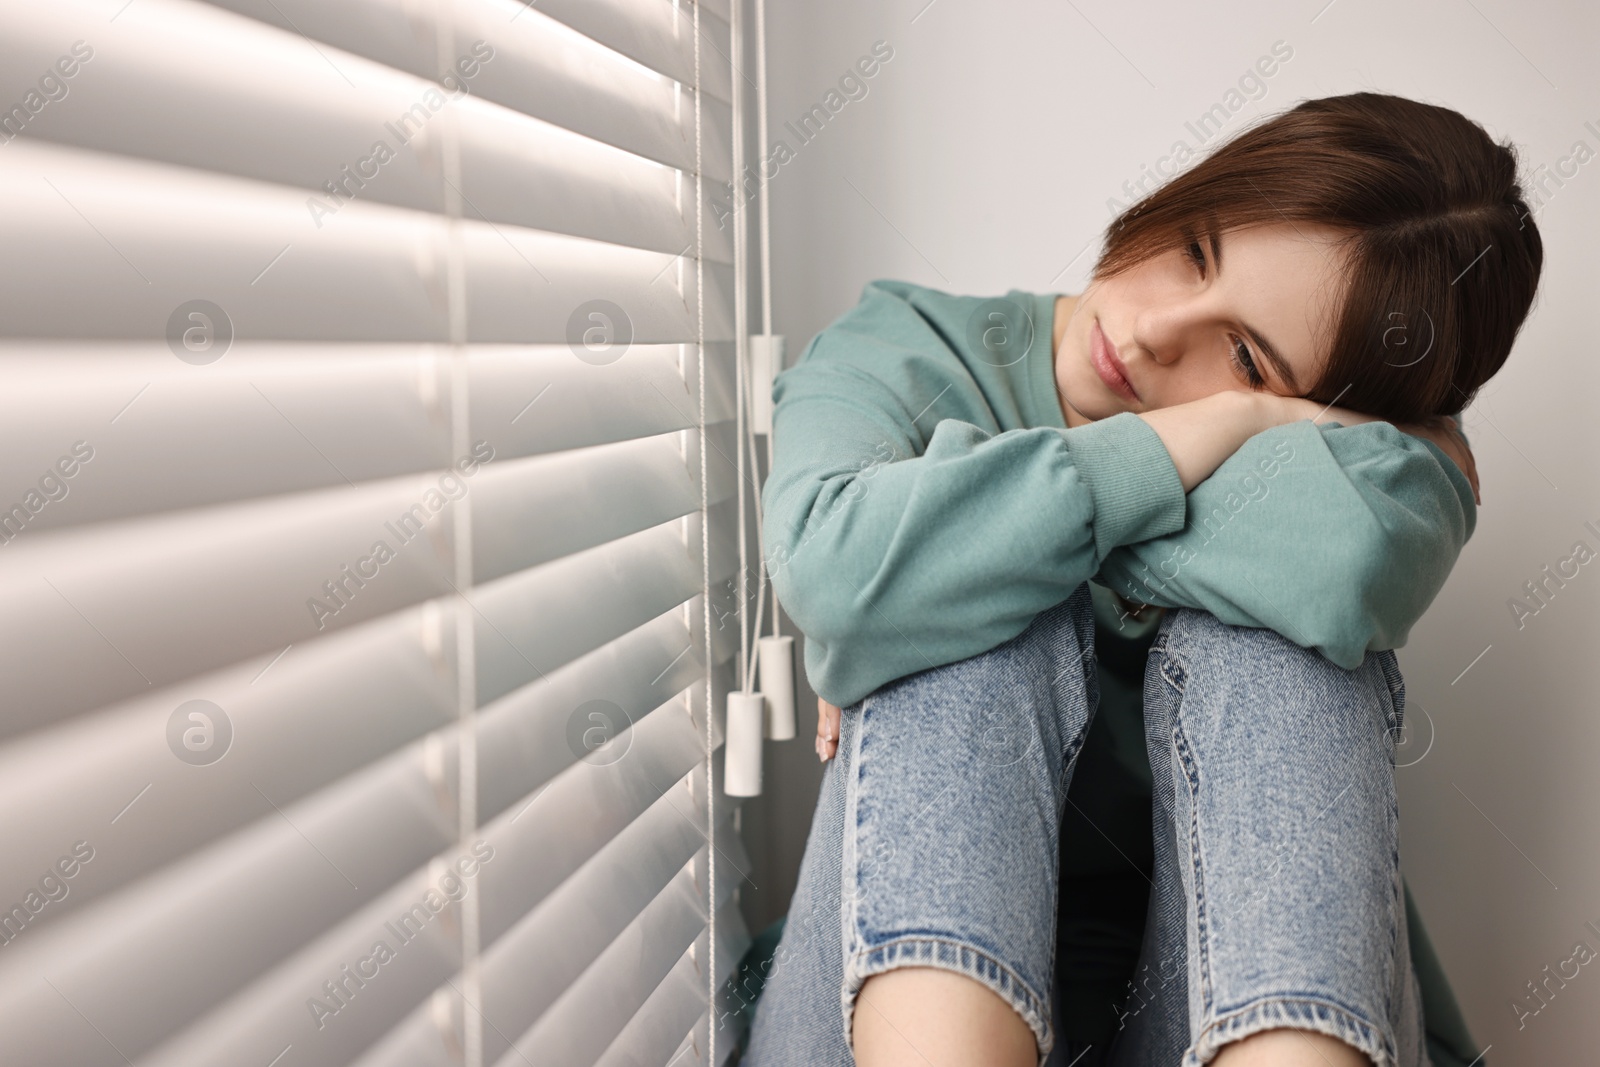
[765, 280, 1476, 707]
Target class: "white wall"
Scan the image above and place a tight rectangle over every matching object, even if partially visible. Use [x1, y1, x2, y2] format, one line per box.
[743, 1, 1600, 1061]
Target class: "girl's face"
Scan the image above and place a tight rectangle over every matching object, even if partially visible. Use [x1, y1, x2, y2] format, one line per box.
[1053, 222, 1353, 427]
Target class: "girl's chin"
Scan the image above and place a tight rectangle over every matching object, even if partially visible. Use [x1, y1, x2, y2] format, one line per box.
[1061, 394, 1128, 427]
[1058, 366, 1134, 424]
[1079, 380, 1136, 416]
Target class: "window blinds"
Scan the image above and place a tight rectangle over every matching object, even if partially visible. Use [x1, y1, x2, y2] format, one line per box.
[0, 1, 751, 1065]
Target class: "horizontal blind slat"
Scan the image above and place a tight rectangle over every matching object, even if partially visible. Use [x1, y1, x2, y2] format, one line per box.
[0, 342, 736, 533]
[531, 0, 734, 104]
[0, 347, 452, 533]
[138, 692, 720, 1067]
[0, 604, 456, 939]
[0, 1, 745, 1064]
[627, 905, 749, 1067]
[476, 815, 706, 1059]
[0, 454, 735, 736]
[270, 795, 715, 1067]
[0, 592, 721, 974]
[471, 342, 737, 463]
[476, 686, 718, 947]
[0, 670, 726, 1066]
[0, 139, 734, 344]
[1, 2, 734, 263]
[593, 949, 706, 1067]
[475, 604, 705, 826]
[474, 508, 740, 706]
[471, 427, 740, 585]
[195, 0, 734, 180]
[492, 869, 706, 1067]
[476, 785, 742, 1066]
[0, 749, 460, 1065]
[0, 475, 459, 737]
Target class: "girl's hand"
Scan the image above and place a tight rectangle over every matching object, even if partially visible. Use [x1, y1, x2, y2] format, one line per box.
[816, 698, 841, 762]
[1275, 394, 1382, 430]
[1138, 391, 1378, 493]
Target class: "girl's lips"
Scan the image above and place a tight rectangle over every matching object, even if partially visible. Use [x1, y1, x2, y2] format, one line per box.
[1090, 319, 1139, 402]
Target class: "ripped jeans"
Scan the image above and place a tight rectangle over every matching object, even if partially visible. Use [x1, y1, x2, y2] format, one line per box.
[741, 584, 1426, 1067]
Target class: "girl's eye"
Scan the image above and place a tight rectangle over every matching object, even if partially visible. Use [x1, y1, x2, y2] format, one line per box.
[1230, 336, 1265, 387]
[1184, 238, 1207, 275]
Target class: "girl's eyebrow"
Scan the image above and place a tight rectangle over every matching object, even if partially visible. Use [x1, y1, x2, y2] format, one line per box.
[1212, 230, 1301, 392]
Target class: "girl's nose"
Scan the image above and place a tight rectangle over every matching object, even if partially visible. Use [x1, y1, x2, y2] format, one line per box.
[1133, 304, 1192, 367]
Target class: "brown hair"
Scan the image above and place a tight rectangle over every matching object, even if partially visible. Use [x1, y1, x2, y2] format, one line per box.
[1093, 92, 1543, 422]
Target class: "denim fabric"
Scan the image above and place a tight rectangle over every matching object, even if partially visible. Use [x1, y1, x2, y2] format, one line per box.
[1142, 608, 1426, 1067]
[741, 586, 1425, 1067]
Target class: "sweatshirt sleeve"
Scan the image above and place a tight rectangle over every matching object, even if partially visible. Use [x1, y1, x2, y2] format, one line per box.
[764, 287, 1186, 707]
[1094, 419, 1477, 668]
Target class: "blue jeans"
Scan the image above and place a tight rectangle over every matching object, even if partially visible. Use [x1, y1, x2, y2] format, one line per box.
[742, 585, 1426, 1067]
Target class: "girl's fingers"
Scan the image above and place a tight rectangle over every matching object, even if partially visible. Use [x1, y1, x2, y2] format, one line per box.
[816, 698, 841, 762]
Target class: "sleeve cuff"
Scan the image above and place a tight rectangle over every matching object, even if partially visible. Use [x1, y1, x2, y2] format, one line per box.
[1063, 411, 1187, 556]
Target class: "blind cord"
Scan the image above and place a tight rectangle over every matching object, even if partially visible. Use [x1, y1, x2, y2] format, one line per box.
[743, 399, 768, 695]
[692, 2, 717, 1062]
[752, 0, 777, 643]
[731, 0, 751, 696]
[753, 0, 780, 643]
